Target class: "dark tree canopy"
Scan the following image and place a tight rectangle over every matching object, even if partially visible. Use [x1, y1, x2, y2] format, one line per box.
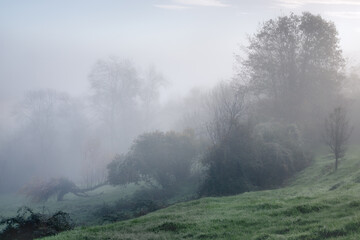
[107, 131, 203, 190]
[241, 12, 344, 125]
[200, 122, 311, 196]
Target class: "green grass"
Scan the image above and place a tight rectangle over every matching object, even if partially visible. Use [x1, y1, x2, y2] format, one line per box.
[38, 147, 360, 239]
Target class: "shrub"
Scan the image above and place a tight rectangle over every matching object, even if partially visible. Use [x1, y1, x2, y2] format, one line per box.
[0, 207, 74, 240]
[94, 188, 167, 223]
[200, 122, 311, 196]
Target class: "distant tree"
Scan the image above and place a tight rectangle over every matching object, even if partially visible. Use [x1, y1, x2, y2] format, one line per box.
[89, 58, 166, 153]
[204, 81, 247, 145]
[239, 12, 345, 127]
[89, 57, 141, 153]
[15, 89, 71, 178]
[139, 65, 167, 126]
[81, 137, 108, 188]
[16, 89, 69, 149]
[20, 177, 105, 202]
[323, 106, 352, 171]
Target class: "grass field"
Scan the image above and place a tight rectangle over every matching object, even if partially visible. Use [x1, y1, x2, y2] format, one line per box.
[37, 147, 360, 239]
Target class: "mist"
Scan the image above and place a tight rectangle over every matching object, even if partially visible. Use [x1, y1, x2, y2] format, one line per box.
[1, 1, 360, 238]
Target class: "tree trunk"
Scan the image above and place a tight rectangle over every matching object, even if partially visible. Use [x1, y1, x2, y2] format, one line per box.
[335, 157, 338, 171]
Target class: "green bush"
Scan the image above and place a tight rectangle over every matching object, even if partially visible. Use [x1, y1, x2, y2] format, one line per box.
[200, 122, 311, 196]
[94, 188, 168, 223]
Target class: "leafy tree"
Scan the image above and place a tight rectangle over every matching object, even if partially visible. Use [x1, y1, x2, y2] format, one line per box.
[323, 106, 352, 171]
[240, 12, 344, 126]
[200, 122, 311, 196]
[107, 131, 203, 191]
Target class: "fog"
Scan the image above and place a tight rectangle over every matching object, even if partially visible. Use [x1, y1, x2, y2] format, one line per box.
[1, 0, 360, 196]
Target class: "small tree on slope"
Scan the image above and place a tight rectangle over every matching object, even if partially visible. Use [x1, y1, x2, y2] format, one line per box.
[323, 106, 352, 171]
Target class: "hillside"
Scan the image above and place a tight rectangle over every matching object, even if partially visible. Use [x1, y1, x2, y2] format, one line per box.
[40, 148, 360, 240]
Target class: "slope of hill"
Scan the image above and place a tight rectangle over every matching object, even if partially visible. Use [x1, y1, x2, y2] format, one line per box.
[42, 148, 360, 240]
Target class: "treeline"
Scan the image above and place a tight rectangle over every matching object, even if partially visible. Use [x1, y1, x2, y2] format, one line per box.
[2, 12, 360, 202]
[106, 12, 357, 198]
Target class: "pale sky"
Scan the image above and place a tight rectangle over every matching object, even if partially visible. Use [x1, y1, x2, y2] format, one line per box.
[1, 0, 360, 103]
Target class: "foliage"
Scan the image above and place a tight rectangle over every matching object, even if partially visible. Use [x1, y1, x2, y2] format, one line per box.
[240, 12, 345, 132]
[40, 148, 360, 240]
[0, 206, 73, 240]
[200, 122, 311, 196]
[94, 188, 168, 223]
[107, 130, 204, 190]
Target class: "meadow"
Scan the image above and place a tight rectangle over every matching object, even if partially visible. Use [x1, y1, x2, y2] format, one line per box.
[22, 147, 360, 239]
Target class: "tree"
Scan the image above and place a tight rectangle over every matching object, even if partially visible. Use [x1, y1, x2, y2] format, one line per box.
[239, 12, 345, 127]
[89, 58, 166, 154]
[323, 106, 352, 171]
[89, 57, 141, 153]
[139, 65, 167, 127]
[204, 81, 247, 145]
[107, 131, 203, 191]
[20, 177, 105, 202]
[200, 121, 311, 196]
[14, 89, 71, 178]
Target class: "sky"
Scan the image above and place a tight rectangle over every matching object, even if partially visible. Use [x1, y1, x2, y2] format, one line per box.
[1, 0, 360, 106]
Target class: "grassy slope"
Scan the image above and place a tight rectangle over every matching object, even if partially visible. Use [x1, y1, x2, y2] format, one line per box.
[40, 148, 360, 240]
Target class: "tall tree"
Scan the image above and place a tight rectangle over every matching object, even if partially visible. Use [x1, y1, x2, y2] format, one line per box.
[89, 57, 141, 153]
[16, 89, 69, 164]
[323, 106, 352, 171]
[239, 12, 345, 126]
[205, 82, 247, 145]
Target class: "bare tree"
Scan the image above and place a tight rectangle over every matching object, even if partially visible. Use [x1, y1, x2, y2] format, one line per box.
[15, 89, 70, 175]
[89, 57, 140, 153]
[139, 65, 167, 129]
[323, 106, 352, 171]
[205, 82, 247, 145]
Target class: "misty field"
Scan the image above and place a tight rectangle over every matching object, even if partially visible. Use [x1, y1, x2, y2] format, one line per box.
[19, 147, 357, 240]
[0, 184, 140, 226]
[2, 3, 360, 240]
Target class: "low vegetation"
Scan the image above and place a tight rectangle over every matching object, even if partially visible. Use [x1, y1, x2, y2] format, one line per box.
[0, 207, 73, 240]
[0, 11, 358, 240]
[38, 147, 360, 240]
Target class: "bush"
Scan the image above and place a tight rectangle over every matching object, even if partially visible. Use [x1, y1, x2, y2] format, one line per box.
[94, 188, 168, 223]
[0, 207, 74, 240]
[200, 122, 311, 196]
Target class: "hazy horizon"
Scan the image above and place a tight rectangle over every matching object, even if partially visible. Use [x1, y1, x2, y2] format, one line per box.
[1, 0, 360, 107]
